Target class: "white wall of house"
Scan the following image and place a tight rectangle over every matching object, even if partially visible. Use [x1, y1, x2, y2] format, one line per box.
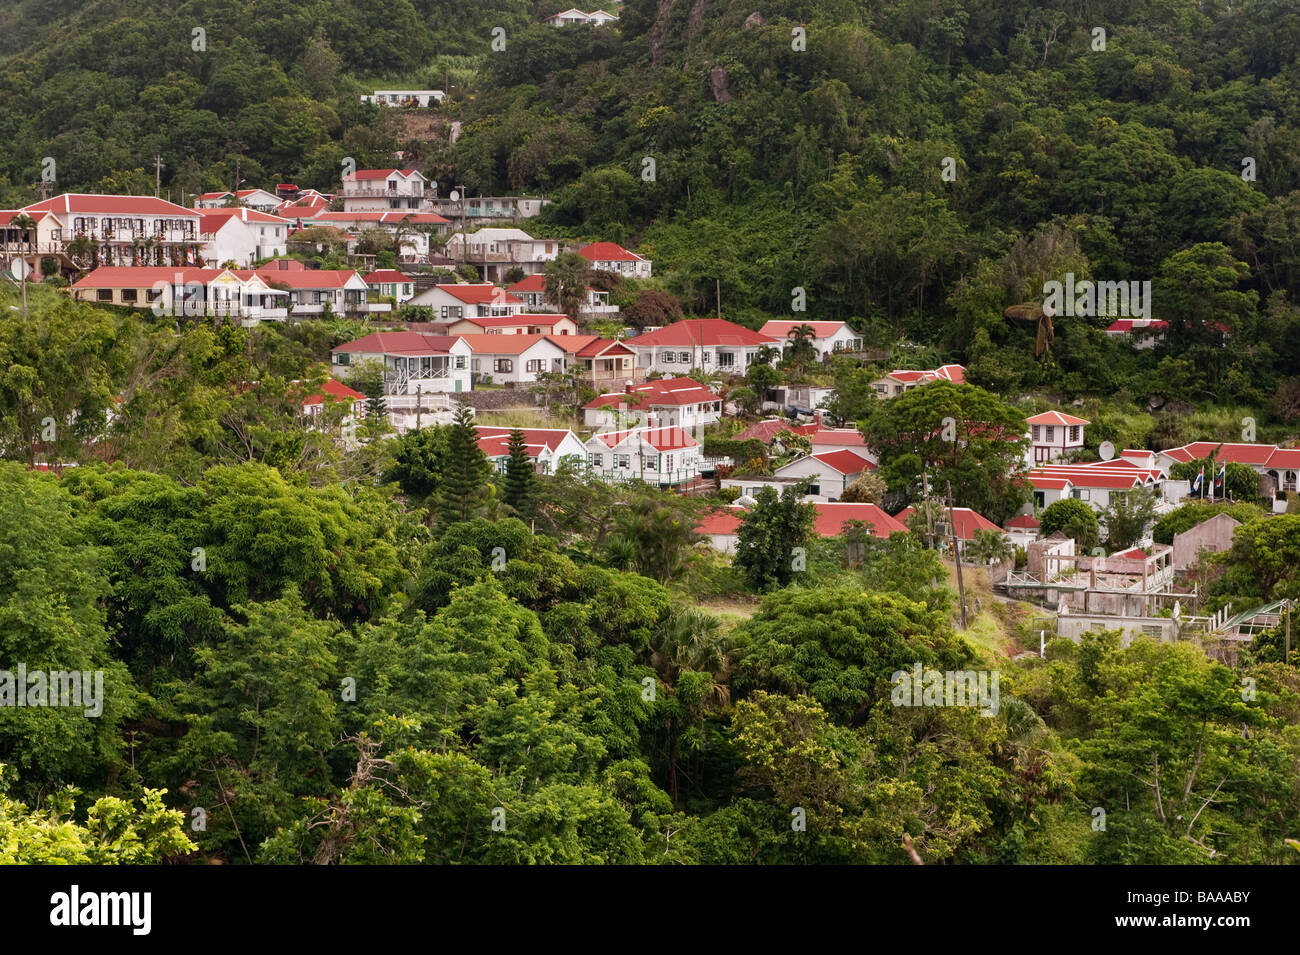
[583, 432, 702, 484]
[631, 344, 769, 376]
[772, 455, 864, 501]
[332, 340, 473, 394]
[408, 286, 524, 318]
[470, 339, 568, 384]
[1027, 422, 1086, 465]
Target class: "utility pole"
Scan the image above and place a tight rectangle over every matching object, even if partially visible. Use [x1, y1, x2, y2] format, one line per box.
[947, 481, 967, 629]
[1286, 598, 1291, 666]
[715, 278, 721, 320]
[154, 153, 165, 198]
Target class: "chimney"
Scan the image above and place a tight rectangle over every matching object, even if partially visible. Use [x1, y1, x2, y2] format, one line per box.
[624, 380, 633, 394]
[646, 412, 657, 430]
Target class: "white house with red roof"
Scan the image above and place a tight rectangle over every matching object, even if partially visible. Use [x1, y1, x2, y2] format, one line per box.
[506, 273, 617, 315]
[1004, 513, 1041, 549]
[331, 331, 472, 394]
[577, 241, 651, 277]
[1026, 463, 1164, 512]
[70, 266, 290, 321]
[809, 426, 874, 461]
[198, 207, 291, 266]
[723, 449, 876, 503]
[759, 320, 864, 360]
[1157, 440, 1300, 504]
[1025, 410, 1088, 465]
[408, 282, 526, 317]
[1104, 318, 1168, 348]
[273, 192, 331, 222]
[697, 501, 906, 554]
[301, 378, 367, 428]
[583, 377, 722, 430]
[444, 229, 560, 282]
[18, 194, 202, 270]
[457, 334, 570, 384]
[626, 318, 779, 376]
[475, 426, 587, 476]
[871, 364, 966, 398]
[195, 188, 282, 211]
[234, 261, 380, 316]
[561, 336, 641, 386]
[363, 269, 416, 302]
[584, 426, 702, 488]
[341, 169, 433, 214]
[298, 210, 451, 259]
[731, 418, 822, 445]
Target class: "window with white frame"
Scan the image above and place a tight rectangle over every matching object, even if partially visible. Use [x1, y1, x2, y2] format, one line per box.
[525, 359, 545, 373]
[614, 454, 631, 468]
[1045, 426, 1055, 441]
[1069, 426, 1080, 443]
[588, 452, 604, 467]
[494, 359, 513, 373]
[1072, 488, 1090, 501]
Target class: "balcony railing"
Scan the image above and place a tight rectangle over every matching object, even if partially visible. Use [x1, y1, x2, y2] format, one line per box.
[343, 187, 422, 198]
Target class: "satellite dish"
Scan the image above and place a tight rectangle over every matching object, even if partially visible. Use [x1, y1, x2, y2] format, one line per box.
[735, 495, 757, 509]
[1099, 440, 1115, 461]
[449, 190, 460, 202]
[9, 259, 30, 281]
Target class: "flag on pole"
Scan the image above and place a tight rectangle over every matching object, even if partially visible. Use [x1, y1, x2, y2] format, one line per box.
[1192, 467, 1203, 495]
[1215, 462, 1226, 491]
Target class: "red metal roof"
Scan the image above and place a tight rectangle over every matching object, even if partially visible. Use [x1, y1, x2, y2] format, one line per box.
[333, 331, 461, 355]
[1026, 410, 1090, 426]
[72, 266, 228, 287]
[585, 377, 718, 410]
[455, 333, 565, 355]
[24, 193, 198, 216]
[810, 449, 876, 474]
[434, 283, 525, 305]
[594, 426, 699, 451]
[696, 502, 906, 539]
[303, 378, 366, 406]
[810, 427, 867, 448]
[759, 320, 852, 338]
[629, 319, 778, 348]
[475, 426, 575, 458]
[578, 241, 645, 262]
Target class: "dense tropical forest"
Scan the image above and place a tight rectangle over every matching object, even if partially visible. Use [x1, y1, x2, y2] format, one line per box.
[2, 0, 1300, 864]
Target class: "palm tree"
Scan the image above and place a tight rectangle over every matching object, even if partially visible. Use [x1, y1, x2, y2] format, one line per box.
[543, 251, 593, 323]
[966, 528, 1014, 565]
[1004, 301, 1055, 358]
[10, 213, 36, 320]
[784, 323, 818, 376]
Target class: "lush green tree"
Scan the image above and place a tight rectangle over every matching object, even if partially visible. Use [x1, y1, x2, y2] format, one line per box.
[861, 381, 1029, 522]
[502, 428, 537, 518]
[1102, 488, 1161, 551]
[439, 405, 492, 524]
[1039, 498, 1101, 551]
[734, 484, 816, 591]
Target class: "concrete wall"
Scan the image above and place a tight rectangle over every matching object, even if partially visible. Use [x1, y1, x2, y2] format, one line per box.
[1172, 512, 1241, 570]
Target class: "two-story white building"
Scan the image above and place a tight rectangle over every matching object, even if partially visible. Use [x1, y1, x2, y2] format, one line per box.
[1026, 411, 1089, 465]
[723, 449, 876, 503]
[505, 273, 618, 316]
[583, 377, 722, 430]
[444, 228, 560, 282]
[198, 208, 292, 266]
[341, 169, 434, 214]
[626, 319, 779, 376]
[19, 194, 203, 270]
